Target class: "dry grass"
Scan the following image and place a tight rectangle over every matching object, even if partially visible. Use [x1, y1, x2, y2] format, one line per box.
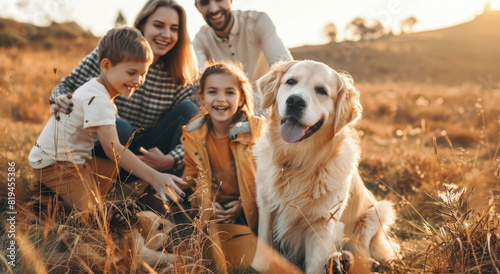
[0, 45, 95, 123]
[355, 81, 500, 272]
[291, 11, 500, 85]
[1, 43, 500, 273]
[0, 169, 218, 273]
[424, 183, 500, 273]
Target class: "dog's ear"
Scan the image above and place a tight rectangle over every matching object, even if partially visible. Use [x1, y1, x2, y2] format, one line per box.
[333, 71, 362, 135]
[258, 61, 298, 109]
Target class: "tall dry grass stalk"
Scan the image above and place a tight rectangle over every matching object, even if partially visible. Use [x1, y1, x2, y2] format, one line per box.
[419, 136, 500, 273]
[0, 187, 215, 273]
[424, 183, 500, 273]
[0, 130, 213, 273]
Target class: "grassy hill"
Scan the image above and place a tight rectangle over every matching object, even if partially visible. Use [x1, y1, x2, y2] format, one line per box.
[290, 10, 500, 85]
[2, 10, 499, 85]
[0, 17, 98, 50]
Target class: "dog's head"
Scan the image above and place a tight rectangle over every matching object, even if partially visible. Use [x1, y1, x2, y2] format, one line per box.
[135, 211, 175, 251]
[258, 60, 361, 143]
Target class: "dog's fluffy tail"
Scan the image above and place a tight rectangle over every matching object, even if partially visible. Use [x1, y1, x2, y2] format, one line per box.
[369, 201, 400, 262]
[343, 200, 399, 262]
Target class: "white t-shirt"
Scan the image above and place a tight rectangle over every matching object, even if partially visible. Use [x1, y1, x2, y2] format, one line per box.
[193, 10, 292, 83]
[29, 78, 116, 168]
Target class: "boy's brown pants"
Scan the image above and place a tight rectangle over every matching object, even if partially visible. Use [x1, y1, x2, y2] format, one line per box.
[32, 157, 117, 211]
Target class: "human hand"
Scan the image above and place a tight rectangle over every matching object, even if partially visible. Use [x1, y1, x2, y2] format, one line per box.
[138, 147, 174, 171]
[149, 173, 187, 203]
[214, 200, 243, 224]
[214, 202, 225, 221]
[50, 94, 73, 119]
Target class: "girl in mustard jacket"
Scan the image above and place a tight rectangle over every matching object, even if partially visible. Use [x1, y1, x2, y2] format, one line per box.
[181, 61, 264, 233]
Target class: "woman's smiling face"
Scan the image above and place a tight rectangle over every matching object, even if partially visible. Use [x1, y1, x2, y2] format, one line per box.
[141, 6, 179, 63]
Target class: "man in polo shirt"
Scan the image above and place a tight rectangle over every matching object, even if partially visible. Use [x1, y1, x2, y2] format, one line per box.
[193, 0, 293, 109]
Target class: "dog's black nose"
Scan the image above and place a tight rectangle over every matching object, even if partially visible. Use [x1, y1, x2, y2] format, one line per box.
[286, 94, 306, 111]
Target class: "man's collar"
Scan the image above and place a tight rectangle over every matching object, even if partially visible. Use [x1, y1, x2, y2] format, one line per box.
[213, 10, 238, 39]
[229, 10, 239, 36]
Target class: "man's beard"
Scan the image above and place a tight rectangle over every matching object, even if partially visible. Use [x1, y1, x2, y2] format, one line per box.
[208, 10, 233, 32]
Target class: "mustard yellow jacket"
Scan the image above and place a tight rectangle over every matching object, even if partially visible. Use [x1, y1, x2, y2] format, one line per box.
[181, 112, 265, 232]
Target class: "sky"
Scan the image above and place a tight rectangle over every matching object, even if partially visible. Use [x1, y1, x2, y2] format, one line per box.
[2, 0, 499, 48]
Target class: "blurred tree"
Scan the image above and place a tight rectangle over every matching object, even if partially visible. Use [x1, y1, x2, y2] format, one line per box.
[345, 17, 366, 41]
[345, 17, 385, 41]
[115, 10, 127, 28]
[400, 16, 418, 34]
[368, 20, 385, 39]
[10, 0, 72, 26]
[322, 22, 338, 43]
[484, 1, 492, 12]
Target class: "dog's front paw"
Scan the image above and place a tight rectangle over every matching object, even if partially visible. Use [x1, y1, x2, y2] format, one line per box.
[108, 201, 140, 230]
[368, 257, 381, 273]
[326, 251, 353, 274]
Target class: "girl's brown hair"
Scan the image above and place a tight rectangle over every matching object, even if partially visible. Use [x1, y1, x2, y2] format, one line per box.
[199, 61, 255, 123]
[134, 0, 198, 87]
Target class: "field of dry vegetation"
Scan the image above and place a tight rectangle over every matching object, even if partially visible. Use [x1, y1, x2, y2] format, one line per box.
[1, 19, 500, 273]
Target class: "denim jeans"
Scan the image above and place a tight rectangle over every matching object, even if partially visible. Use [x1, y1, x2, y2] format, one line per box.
[94, 100, 198, 179]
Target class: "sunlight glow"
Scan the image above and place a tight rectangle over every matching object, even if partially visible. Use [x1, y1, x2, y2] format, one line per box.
[0, 0, 499, 47]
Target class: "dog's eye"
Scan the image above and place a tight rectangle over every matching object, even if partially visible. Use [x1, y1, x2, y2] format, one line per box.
[158, 224, 164, 230]
[285, 78, 297, 85]
[315, 86, 328, 96]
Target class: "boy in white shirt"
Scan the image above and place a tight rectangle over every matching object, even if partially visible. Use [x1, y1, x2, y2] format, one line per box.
[29, 27, 186, 212]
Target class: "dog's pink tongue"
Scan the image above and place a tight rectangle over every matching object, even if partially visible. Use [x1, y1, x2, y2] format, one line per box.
[280, 119, 305, 143]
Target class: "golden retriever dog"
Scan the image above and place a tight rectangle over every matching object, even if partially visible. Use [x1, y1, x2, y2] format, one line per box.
[126, 211, 183, 267]
[253, 60, 399, 273]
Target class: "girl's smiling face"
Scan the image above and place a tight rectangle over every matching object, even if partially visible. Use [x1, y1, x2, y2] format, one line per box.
[141, 6, 179, 64]
[201, 73, 243, 134]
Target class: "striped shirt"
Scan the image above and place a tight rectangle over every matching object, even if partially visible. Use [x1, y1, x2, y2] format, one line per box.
[51, 47, 195, 169]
